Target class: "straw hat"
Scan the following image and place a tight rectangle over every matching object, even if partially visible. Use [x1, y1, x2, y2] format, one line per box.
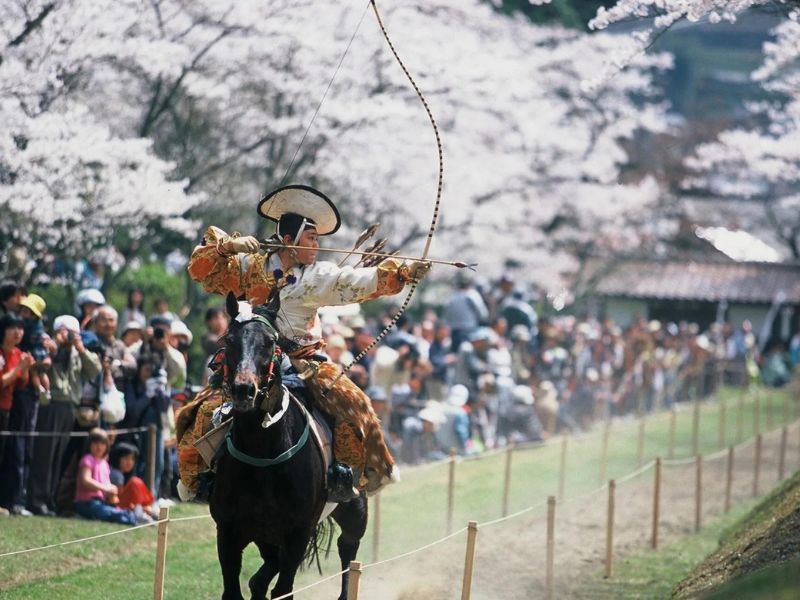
[19, 294, 46, 318]
[257, 185, 341, 236]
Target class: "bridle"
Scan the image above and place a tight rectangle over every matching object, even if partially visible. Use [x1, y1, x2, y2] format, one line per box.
[222, 313, 311, 467]
[221, 314, 283, 412]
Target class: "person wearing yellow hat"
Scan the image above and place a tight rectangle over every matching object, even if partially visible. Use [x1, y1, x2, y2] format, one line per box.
[18, 294, 52, 404]
[179, 185, 431, 501]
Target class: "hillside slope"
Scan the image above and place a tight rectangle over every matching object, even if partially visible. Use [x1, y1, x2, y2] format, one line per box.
[674, 470, 800, 598]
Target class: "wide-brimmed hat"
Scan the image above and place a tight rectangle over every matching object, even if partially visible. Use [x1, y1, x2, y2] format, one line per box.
[257, 185, 341, 236]
[19, 294, 46, 319]
[170, 320, 193, 345]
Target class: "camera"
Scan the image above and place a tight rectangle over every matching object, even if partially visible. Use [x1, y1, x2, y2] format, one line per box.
[153, 328, 166, 340]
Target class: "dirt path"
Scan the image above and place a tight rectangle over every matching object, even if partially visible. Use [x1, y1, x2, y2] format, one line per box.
[300, 423, 799, 599]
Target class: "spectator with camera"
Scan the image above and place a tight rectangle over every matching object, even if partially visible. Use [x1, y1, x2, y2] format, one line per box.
[27, 316, 101, 516]
[94, 305, 137, 390]
[119, 353, 171, 496]
[129, 316, 186, 392]
[75, 288, 106, 331]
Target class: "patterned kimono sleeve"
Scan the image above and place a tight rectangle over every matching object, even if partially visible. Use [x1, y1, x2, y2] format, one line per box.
[304, 259, 407, 307]
[186, 226, 245, 297]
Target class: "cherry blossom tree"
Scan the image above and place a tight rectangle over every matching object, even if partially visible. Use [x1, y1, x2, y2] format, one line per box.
[581, 1, 800, 258]
[2, 0, 671, 294]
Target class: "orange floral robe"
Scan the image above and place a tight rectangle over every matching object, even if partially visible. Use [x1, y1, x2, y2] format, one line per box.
[178, 226, 408, 494]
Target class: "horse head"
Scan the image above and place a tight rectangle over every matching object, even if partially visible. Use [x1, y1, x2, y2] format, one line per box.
[224, 291, 283, 413]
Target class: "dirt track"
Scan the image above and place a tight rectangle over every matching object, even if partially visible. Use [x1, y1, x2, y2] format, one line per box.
[300, 422, 799, 599]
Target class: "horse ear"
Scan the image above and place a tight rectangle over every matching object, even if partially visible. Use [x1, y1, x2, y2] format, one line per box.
[226, 292, 239, 320]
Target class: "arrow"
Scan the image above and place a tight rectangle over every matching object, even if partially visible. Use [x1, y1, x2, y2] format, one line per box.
[258, 240, 476, 270]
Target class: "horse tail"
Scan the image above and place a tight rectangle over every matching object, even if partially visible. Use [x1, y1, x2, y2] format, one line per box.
[304, 517, 336, 574]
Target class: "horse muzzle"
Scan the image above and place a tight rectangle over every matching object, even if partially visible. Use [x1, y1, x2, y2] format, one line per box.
[231, 378, 258, 410]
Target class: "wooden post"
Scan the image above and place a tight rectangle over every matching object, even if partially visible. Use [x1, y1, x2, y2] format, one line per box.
[604, 480, 615, 579]
[724, 446, 734, 514]
[753, 434, 762, 497]
[147, 423, 157, 492]
[718, 399, 727, 449]
[651, 457, 661, 549]
[636, 417, 645, 469]
[783, 393, 790, 425]
[152, 507, 170, 600]
[558, 435, 568, 502]
[546, 496, 556, 600]
[667, 409, 677, 460]
[502, 444, 513, 517]
[736, 391, 744, 442]
[599, 421, 610, 485]
[347, 561, 362, 600]
[694, 455, 703, 533]
[779, 426, 788, 481]
[371, 494, 381, 563]
[767, 393, 774, 430]
[692, 398, 700, 457]
[460, 521, 478, 600]
[447, 449, 457, 535]
[754, 393, 761, 436]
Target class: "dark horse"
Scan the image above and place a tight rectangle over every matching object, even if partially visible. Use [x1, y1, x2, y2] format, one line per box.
[211, 292, 367, 600]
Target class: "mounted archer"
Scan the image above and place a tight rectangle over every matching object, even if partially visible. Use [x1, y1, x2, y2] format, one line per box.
[177, 185, 431, 502]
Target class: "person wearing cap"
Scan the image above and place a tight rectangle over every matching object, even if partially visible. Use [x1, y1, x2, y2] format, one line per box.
[121, 321, 143, 348]
[26, 315, 102, 516]
[181, 185, 431, 500]
[18, 294, 52, 404]
[75, 288, 106, 330]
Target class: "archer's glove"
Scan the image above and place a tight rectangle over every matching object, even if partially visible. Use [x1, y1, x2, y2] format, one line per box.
[220, 235, 260, 255]
[401, 260, 432, 284]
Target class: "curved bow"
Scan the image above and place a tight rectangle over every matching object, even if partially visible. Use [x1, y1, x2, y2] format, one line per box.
[339, 0, 445, 371]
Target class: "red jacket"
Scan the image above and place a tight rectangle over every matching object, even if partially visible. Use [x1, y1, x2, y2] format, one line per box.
[0, 347, 28, 411]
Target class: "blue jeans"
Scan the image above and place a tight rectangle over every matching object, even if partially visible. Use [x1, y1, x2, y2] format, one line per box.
[74, 499, 136, 525]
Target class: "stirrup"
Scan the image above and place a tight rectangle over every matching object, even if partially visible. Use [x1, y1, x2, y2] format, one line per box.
[326, 462, 359, 503]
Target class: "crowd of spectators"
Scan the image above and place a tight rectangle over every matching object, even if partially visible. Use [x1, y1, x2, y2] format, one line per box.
[0, 271, 789, 519]
[0, 280, 198, 520]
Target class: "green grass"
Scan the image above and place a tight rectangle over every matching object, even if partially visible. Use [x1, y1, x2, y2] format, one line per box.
[1, 386, 795, 599]
[578, 501, 757, 599]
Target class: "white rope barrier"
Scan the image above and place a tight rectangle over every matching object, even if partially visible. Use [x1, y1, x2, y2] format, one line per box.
[0, 518, 164, 558]
[615, 459, 656, 485]
[362, 526, 469, 570]
[271, 568, 350, 600]
[479, 499, 549, 529]
[170, 514, 212, 523]
[0, 425, 150, 437]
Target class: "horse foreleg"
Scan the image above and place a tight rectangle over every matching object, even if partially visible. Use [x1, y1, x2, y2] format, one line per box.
[249, 542, 279, 600]
[269, 531, 310, 600]
[217, 525, 246, 600]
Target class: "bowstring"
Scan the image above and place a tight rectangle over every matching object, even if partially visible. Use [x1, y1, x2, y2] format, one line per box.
[278, 0, 372, 187]
[324, 0, 445, 390]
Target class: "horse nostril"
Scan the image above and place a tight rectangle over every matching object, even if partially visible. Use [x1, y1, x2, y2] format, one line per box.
[232, 382, 256, 401]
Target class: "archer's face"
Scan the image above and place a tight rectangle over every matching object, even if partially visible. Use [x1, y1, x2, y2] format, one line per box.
[293, 228, 319, 265]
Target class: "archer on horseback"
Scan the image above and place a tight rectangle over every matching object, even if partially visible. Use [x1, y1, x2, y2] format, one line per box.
[177, 185, 431, 502]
